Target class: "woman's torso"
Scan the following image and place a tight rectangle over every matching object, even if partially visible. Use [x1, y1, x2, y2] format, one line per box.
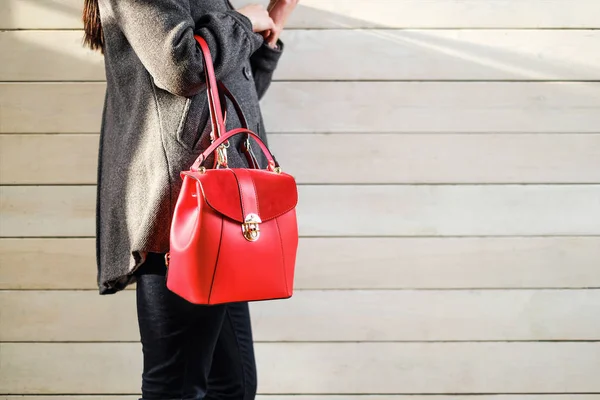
[96, 0, 268, 293]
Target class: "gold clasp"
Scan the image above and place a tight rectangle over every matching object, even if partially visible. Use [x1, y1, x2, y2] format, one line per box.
[216, 144, 228, 168]
[242, 213, 261, 242]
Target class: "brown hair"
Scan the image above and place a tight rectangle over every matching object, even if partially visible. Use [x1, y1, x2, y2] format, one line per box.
[83, 0, 104, 53]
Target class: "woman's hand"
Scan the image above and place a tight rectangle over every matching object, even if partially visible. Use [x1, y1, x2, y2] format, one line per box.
[265, 0, 299, 47]
[237, 4, 276, 33]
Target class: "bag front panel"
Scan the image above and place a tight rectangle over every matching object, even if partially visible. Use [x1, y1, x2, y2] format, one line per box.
[208, 216, 290, 304]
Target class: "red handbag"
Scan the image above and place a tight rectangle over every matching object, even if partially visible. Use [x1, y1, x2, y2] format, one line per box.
[165, 35, 298, 305]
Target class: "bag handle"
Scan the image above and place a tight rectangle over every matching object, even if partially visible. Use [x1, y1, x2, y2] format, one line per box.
[191, 128, 279, 172]
[195, 35, 261, 169]
[194, 35, 225, 141]
[218, 81, 248, 130]
[217, 82, 261, 168]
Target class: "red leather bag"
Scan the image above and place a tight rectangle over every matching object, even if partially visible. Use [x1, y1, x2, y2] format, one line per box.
[165, 35, 298, 305]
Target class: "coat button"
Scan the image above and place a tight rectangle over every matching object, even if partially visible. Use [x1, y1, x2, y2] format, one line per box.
[243, 66, 252, 80]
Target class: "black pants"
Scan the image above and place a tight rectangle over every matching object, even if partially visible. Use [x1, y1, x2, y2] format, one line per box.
[135, 252, 257, 400]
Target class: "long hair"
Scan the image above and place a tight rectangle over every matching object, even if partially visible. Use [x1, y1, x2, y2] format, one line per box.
[83, 0, 104, 53]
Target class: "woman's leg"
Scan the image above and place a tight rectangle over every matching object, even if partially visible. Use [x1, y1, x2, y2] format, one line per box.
[206, 302, 258, 400]
[135, 252, 227, 400]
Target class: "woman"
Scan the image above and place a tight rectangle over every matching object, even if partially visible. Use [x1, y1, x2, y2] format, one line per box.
[83, 0, 297, 398]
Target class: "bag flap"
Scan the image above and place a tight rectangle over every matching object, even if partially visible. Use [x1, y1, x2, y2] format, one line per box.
[182, 169, 298, 223]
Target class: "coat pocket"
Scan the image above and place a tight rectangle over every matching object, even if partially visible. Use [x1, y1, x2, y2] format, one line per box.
[176, 93, 209, 152]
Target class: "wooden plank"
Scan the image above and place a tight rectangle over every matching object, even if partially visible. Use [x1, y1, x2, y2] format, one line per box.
[3, 133, 600, 185]
[3, 0, 600, 29]
[2, 185, 599, 237]
[0, 31, 104, 82]
[0, 239, 97, 290]
[280, 0, 600, 29]
[263, 82, 600, 134]
[0, 83, 104, 134]
[0, 186, 95, 237]
[0, 134, 99, 185]
[3, 83, 600, 134]
[273, 133, 600, 183]
[2, 237, 599, 290]
[1, 343, 599, 394]
[2, 289, 599, 342]
[4, 30, 600, 81]
[3, 397, 600, 400]
[295, 237, 600, 289]
[300, 185, 600, 236]
[1, 0, 82, 30]
[276, 29, 600, 81]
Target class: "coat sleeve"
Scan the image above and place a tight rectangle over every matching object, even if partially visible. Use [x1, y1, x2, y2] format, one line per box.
[105, 0, 264, 97]
[250, 39, 284, 100]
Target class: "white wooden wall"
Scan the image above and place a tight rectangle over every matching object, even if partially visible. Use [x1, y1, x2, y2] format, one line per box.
[1, 0, 600, 398]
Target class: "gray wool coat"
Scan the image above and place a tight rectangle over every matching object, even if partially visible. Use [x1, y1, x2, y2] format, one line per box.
[96, 0, 283, 294]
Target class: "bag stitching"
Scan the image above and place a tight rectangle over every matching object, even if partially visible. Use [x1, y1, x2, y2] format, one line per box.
[207, 216, 225, 304]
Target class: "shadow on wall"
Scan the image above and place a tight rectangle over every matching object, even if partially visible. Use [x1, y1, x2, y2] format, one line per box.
[1, 0, 390, 29]
[2, 0, 599, 83]
[1, 0, 600, 134]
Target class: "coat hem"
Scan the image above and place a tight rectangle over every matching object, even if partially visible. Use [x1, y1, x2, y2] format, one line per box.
[98, 250, 149, 295]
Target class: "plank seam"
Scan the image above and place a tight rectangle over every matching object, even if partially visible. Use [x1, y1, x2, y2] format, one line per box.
[2, 394, 599, 396]
[3, 80, 600, 83]
[2, 287, 600, 292]
[2, 235, 600, 239]
[3, 340, 600, 344]
[5, 80, 600, 83]
[2, 393, 599, 397]
[0, 131, 600, 138]
[3, 27, 600, 31]
[1, 394, 599, 396]
[3, 133, 600, 137]
[3, 183, 600, 187]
